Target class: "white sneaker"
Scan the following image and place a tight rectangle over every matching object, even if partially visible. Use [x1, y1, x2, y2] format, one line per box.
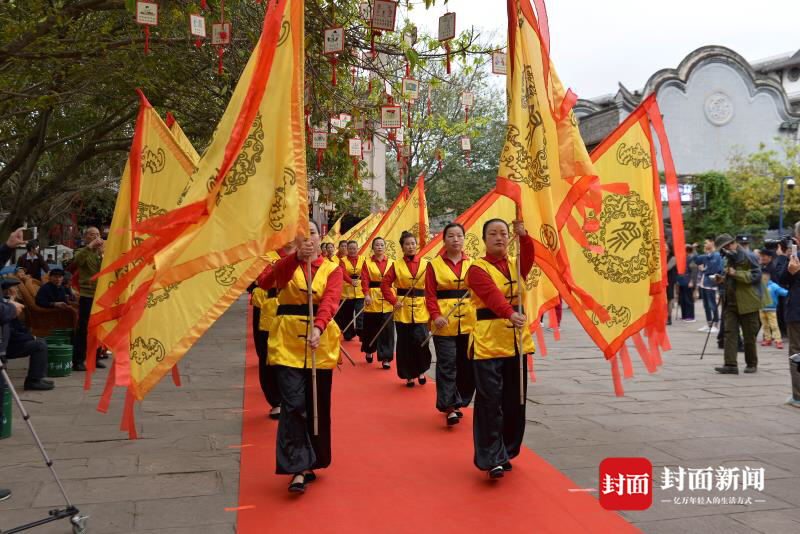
[709, 327, 719, 333]
[698, 326, 710, 332]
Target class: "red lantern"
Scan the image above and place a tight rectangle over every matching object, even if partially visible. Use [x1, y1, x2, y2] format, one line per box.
[135, 1, 158, 55]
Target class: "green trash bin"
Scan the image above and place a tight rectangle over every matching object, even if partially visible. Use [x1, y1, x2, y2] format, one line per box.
[47, 344, 73, 377]
[1, 379, 11, 440]
[46, 329, 72, 347]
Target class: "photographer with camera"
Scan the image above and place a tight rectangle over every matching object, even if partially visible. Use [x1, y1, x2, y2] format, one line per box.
[72, 227, 106, 372]
[777, 222, 800, 357]
[693, 237, 723, 332]
[713, 234, 763, 374]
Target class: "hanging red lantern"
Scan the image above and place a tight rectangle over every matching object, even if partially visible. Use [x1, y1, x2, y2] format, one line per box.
[211, 21, 232, 74]
[437, 11, 456, 75]
[135, 1, 158, 55]
[311, 130, 328, 171]
[461, 136, 472, 168]
[189, 13, 206, 48]
[349, 137, 363, 182]
[370, 0, 397, 53]
[461, 91, 475, 124]
[323, 27, 345, 86]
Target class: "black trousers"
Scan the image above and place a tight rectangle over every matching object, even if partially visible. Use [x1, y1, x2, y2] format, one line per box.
[472, 355, 528, 471]
[6, 338, 48, 380]
[73, 296, 101, 365]
[252, 306, 280, 409]
[723, 308, 760, 368]
[433, 334, 474, 412]
[275, 366, 333, 475]
[395, 322, 432, 379]
[335, 298, 364, 341]
[678, 285, 694, 319]
[361, 312, 395, 361]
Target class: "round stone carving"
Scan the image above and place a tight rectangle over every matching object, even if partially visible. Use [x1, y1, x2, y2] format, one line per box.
[704, 92, 734, 126]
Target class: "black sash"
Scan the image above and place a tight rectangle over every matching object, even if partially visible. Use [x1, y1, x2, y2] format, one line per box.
[368, 281, 381, 288]
[476, 306, 524, 321]
[436, 289, 468, 299]
[397, 288, 424, 298]
[267, 288, 278, 298]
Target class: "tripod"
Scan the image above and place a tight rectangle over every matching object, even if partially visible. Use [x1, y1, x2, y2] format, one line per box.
[0, 355, 87, 533]
[699, 290, 722, 360]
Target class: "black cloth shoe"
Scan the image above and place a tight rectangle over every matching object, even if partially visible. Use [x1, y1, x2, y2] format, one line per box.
[446, 412, 459, 426]
[24, 378, 55, 391]
[0, 488, 11, 501]
[268, 406, 281, 420]
[502, 461, 513, 471]
[488, 466, 504, 479]
[744, 366, 757, 373]
[406, 380, 415, 388]
[73, 362, 87, 371]
[381, 361, 390, 370]
[303, 471, 317, 483]
[288, 474, 306, 493]
[715, 366, 739, 375]
[454, 410, 464, 418]
[365, 354, 373, 363]
[95, 359, 106, 369]
[418, 376, 427, 385]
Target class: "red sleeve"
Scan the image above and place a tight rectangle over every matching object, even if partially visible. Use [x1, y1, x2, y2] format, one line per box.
[314, 264, 343, 331]
[466, 264, 514, 319]
[256, 263, 273, 289]
[381, 264, 398, 306]
[360, 262, 370, 296]
[424, 263, 441, 320]
[259, 253, 301, 290]
[519, 234, 536, 279]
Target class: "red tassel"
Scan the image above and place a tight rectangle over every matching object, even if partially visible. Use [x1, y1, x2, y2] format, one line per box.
[533, 323, 547, 357]
[317, 149, 322, 171]
[218, 47, 224, 74]
[121, 389, 138, 439]
[353, 157, 359, 182]
[465, 106, 469, 124]
[444, 42, 451, 74]
[427, 96, 431, 116]
[466, 151, 471, 167]
[351, 66, 356, 86]
[171, 365, 182, 387]
[407, 103, 411, 128]
[620, 345, 633, 378]
[548, 308, 560, 340]
[405, 61, 410, 77]
[165, 111, 175, 128]
[201, 0, 206, 8]
[438, 157, 442, 173]
[97, 362, 117, 414]
[610, 355, 624, 397]
[144, 26, 149, 55]
[528, 353, 535, 382]
[632, 332, 656, 373]
[331, 56, 338, 86]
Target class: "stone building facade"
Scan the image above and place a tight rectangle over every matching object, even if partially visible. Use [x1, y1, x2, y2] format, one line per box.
[574, 46, 800, 175]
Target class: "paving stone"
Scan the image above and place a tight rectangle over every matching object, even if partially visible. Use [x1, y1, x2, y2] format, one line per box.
[729, 509, 800, 533]
[633, 514, 762, 533]
[0, 501, 134, 533]
[648, 436, 796, 461]
[133, 494, 238, 530]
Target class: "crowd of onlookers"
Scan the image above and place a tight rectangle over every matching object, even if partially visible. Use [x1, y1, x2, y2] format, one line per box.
[666, 228, 800, 374]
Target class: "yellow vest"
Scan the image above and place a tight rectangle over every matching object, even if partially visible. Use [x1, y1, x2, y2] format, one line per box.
[392, 258, 429, 324]
[340, 256, 365, 300]
[257, 251, 282, 332]
[267, 259, 341, 369]
[429, 255, 475, 336]
[468, 257, 535, 360]
[251, 288, 269, 309]
[364, 257, 394, 314]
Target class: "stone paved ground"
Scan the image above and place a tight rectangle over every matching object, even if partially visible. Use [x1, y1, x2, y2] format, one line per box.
[1, 297, 798, 533]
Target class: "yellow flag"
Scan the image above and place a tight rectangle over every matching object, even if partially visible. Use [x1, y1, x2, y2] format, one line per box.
[562, 95, 669, 394]
[321, 215, 344, 245]
[339, 212, 383, 249]
[379, 175, 429, 260]
[91, 0, 307, 405]
[358, 187, 410, 255]
[497, 0, 606, 329]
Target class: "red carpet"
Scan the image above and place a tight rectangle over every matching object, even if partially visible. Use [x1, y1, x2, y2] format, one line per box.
[237, 309, 639, 533]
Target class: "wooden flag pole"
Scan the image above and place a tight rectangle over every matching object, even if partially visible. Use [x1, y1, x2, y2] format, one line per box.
[307, 256, 319, 436]
[419, 290, 469, 347]
[368, 265, 423, 347]
[515, 246, 525, 406]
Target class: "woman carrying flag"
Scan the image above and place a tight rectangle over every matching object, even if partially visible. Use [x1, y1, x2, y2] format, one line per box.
[381, 231, 433, 387]
[360, 237, 395, 368]
[465, 219, 535, 479]
[425, 222, 475, 426]
[260, 221, 343, 493]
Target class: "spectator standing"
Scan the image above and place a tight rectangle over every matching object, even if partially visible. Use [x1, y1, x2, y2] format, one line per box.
[16, 241, 50, 281]
[760, 273, 787, 348]
[677, 244, 698, 321]
[768, 242, 790, 337]
[777, 222, 800, 357]
[72, 227, 106, 371]
[666, 245, 677, 325]
[693, 237, 723, 332]
[714, 233, 762, 374]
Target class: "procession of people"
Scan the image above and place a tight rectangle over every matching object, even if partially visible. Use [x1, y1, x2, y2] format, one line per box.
[251, 216, 537, 492]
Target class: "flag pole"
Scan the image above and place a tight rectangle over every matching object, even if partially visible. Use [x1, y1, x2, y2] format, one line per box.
[307, 256, 319, 436]
[419, 290, 470, 347]
[516, 246, 524, 406]
[368, 266, 423, 347]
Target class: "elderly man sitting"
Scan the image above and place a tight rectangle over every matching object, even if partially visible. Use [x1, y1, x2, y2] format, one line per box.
[1, 278, 54, 390]
[35, 268, 75, 310]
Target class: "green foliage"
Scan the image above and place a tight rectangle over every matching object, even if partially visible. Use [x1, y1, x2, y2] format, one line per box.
[683, 172, 736, 243]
